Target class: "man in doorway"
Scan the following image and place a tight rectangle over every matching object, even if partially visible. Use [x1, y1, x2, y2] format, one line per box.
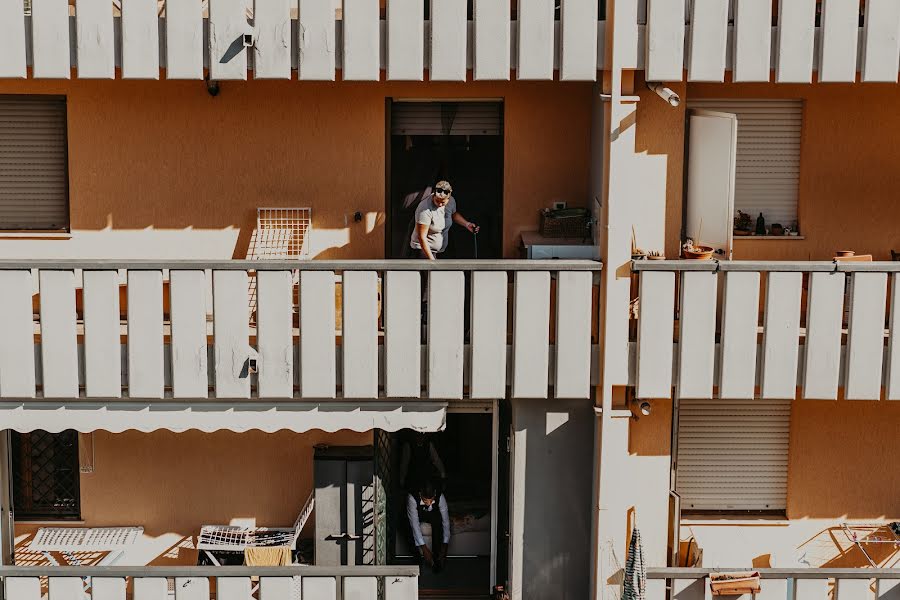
[406, 480, 451, 573]
[409, 180, 479, 260]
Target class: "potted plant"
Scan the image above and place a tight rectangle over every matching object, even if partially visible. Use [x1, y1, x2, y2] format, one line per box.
[709, 571, 762, 596]
[733, 210, 753, 236]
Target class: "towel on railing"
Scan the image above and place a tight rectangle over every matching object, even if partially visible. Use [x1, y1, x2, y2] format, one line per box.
[244, 546, 291, 566]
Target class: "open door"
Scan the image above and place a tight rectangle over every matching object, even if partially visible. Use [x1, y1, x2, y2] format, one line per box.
[685, 110, 738, 259]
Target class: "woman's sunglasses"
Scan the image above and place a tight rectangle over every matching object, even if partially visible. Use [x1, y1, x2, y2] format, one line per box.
[434, 187, 451, 195]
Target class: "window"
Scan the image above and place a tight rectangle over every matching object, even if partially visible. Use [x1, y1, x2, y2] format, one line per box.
[675, 398, 791, 514]
[688, 99, 802, 233]
[0, 96, 69, 231]
[11, 431, 81, 520]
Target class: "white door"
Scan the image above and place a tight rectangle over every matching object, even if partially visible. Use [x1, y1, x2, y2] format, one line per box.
[686, 110, 738, 259]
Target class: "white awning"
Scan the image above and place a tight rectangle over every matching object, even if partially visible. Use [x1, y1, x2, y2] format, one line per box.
[0, 401, 447, 434]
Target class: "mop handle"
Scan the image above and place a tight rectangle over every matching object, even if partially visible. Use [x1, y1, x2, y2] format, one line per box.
[472, 229, 478, 260]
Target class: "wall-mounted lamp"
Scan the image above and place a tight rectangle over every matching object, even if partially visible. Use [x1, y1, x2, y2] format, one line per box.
[646, 82, 680, 107]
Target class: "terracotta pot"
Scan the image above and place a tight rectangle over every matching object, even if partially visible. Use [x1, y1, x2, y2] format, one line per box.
[709, 572, 761, 597]
[683, 246, 714, 260]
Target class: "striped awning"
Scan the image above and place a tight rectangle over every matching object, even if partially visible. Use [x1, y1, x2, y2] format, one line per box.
[0, 401, 447, 434]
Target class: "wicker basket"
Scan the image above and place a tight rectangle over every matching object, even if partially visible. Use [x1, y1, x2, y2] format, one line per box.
[539, 208, 591, 238]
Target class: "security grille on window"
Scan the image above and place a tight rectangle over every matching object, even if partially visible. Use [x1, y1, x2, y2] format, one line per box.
[0, 96, 69, 230]
[688, 99, 802, 230]
[675, 398, 791, 513]
[11, 431, 81, 520]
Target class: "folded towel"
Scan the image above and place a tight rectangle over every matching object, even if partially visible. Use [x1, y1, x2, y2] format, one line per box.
[244, 546, 291, 566]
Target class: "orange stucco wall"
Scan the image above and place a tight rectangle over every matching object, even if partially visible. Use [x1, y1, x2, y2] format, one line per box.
[0, 78, 592, 260]
[15, 429, 371, 565]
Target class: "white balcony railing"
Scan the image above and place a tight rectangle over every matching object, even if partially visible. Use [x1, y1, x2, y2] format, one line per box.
[631, 260, 900, 401]
[0, 259, 600, 401]
[647, 567, 900, 599]
[0, 566, 418, 600]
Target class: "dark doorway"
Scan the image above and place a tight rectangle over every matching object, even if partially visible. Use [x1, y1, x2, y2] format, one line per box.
[386, 100, 504, 260]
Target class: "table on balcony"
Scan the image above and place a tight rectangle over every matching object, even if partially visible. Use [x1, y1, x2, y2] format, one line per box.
[28, 526, 144, 567]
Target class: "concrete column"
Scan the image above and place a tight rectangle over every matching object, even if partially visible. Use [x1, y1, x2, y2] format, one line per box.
[0, 430, 13, 566]
[591, 0, 677, 598]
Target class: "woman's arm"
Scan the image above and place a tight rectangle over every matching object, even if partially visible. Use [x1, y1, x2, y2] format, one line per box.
[416, 223, 436, 260]
[452, 212, 479, 233]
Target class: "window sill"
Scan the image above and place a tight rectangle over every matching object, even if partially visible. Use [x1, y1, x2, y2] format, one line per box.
[734, 235, 805, 241]
[0, 231, 71, 240]
[682, 517, 789, 526]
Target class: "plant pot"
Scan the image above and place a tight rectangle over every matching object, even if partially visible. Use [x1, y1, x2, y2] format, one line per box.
[683, 246, 714, 260]
[709, 572, 761, 597]
[647, 254, 667, 260]
[734, 229, 752, 236]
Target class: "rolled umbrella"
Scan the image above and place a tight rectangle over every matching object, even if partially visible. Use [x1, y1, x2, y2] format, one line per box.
[623, 527, 646, 600]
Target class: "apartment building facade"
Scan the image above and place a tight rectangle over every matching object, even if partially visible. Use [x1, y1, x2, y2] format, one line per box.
[0, 0, 897, 599]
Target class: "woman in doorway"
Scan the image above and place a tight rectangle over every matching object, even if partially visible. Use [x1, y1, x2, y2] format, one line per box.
[409, 180, 479, 260]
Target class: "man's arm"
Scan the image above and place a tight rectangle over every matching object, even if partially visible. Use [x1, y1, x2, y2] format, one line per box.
[416, 223, 436, 260]
[438, 495, 451, 544]
[452, 212, 479, 233]
[406, 494, 426, 548]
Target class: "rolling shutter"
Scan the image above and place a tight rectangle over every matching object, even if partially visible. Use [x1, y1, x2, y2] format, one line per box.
[675, 398, 791, 512]
[391, 102, 503, 136]
[687, 99, 802, 228]
[0, 96, 69, 230]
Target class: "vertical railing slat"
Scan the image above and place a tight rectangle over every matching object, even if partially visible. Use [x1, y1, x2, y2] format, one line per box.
[76, 0, 115, 78]
[0, 271, 36, 398]
[732, 0, 772, 82]
[430, 0, 468, 81]
[259, 578, 294, 600]
[636, 271, 675, 399]
[511, 271, 550, 398]
[878, 579, 900, 599]
[671, 578, 705, 600]
[755, 579, 788, 600]
[385, 576, 418, 600]
[174, 578, 209, 600]
[343, 577, 377, 600]
[342, 271, 379, 398]
[5, 578, 42, 600]
[298, 0, 337, 80]
[887, 273, 900, 401]
[127, 270, 164, 399]
[83, 270, 122, 398]
[170, 270, 209, 398]
[0, 0, 27, 78]
[31, 0, 71, 78]
[387, 0, 424, 80]
[302, 578, 337, 600]
[677, 271, 717, 399]
[48, 578, 86, 600]
[861, 0, 900, 82]
[775, 0, 816, 83]
[517, 0, 554, 80]
[555, 271, 592, 399]
[470, 271, 508, 399]
[300, 271, 337, 398]
[718, 271, 760, 399]
[818, 0, 860, 82]
[256, 270, 294, 398]
[384, 271, 422, 398]
[474, 0, 511, 80]
[39, 270, 79, 398]
[343, 0, 380, 80]
[844, 272, 887, 400]
[133, 578, 169, 600]
[253, 0, 292, 79]
[645, 0, 684, 81]
[209, 0, 249, 80]
[795, 579, 831, 599]
[760, 271, 802, 399]
[121, 0, 161, 78]
[802, 271, 845, 400]
[216, 578, 251, 600]
[427, 271, 465, 399]
[687, 0, 728, 82]
[836, 579, 874, 599]
[166, 0, 205, 79]
[212, 270, 251, 399]
[91, 579, 126, 600]
[560, 0, 598, 80]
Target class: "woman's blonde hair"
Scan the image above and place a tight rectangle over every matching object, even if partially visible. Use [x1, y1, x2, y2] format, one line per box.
[435, 180, 452, 192]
